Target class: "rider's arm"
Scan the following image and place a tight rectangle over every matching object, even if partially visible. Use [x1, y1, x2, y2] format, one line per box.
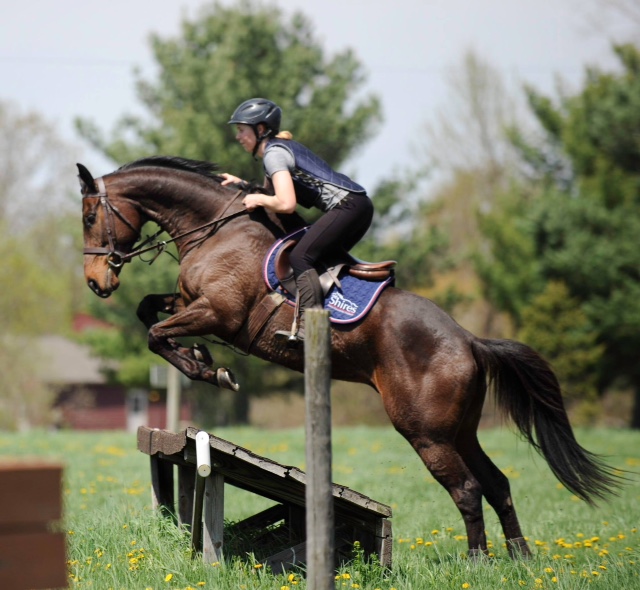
[243, 170, 297, 213]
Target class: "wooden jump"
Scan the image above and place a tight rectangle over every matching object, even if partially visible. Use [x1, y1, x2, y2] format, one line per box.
[137, 426, 392, 573]
[0, 462, 67, 590]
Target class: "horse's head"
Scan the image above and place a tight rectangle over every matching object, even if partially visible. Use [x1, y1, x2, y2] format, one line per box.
[78, 163, 142, 298]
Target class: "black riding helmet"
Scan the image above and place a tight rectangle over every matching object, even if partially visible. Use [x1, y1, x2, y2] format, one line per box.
[228, 98, 282, 156]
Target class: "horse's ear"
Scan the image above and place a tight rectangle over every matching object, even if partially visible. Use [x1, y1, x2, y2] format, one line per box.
[77, 163, 97, 194]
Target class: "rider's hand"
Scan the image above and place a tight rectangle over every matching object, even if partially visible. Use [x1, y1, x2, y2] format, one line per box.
[221, 173, 244, 186]
[242, 194, 263, 211]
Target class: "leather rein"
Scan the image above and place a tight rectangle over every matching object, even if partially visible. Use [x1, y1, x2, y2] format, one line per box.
[83, 176, 247, 268]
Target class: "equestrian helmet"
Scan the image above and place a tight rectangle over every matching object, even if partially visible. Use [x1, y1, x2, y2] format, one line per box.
[228, 98, 282, 134]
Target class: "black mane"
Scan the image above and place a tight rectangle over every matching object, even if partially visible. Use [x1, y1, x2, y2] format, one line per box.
[118, 156, 221, 179]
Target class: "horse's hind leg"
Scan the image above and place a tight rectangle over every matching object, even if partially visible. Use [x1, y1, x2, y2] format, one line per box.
[378, 357, 489, 556]
[455, 393, 532, 558]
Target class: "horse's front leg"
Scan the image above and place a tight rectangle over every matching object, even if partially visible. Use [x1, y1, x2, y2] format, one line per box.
[139, 294, 238, 391]
[137, 293, 215, 366]
[137, 293, 183, 329]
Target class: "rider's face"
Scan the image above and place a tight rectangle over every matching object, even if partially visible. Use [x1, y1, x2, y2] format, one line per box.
[235, 124, 257, 153]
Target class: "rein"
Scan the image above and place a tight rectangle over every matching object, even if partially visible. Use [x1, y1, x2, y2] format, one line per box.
[83, 177, 247, 268]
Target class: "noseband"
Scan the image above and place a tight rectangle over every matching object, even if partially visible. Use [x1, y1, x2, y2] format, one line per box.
[83, 177, 247, 267]
[83, 178, 140, 268]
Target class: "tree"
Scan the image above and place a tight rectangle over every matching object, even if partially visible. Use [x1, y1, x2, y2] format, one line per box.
[75, 0, 382, 423]
[478, 44, 640, 428]
[0, 102, 84, 429]
[76, 0, 380, 178]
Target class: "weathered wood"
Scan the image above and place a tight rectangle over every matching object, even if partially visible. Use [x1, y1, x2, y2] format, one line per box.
[0, 463, 62, 529]
[191, 474, 206, 553]
[304, 309, 334, 590]
[0, 532, 67, 589]
[203, 472, 224, 564]
[0, 463, 66, 589]
[137, 426, 393, 570]
[150, 455, 174, 516]
[230, 504, 287, 533]
[178, 463, 196, 528]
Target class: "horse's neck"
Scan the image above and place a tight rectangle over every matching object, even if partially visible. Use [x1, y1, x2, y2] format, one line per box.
[123, 173, 228, 236]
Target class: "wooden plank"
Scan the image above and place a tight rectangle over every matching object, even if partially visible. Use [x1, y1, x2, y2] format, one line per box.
[137, 426, 186, 456]
[304, 309, 334, 590]
[147, 427, 392, 518]
[376, 518, 393, 568]
[265, 540, 307, 575]
[0, 532, 67, 589]
[0, 463, 62, 528]
[150, 456, 174, 516]
[191, 475, 206, 553]
[202, 472, 224, 564]
[178, 464, 196, 528]
[230, 504, 287, 532]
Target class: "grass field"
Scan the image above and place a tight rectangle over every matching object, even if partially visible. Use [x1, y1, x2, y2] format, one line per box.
[0, 426, 638, 590]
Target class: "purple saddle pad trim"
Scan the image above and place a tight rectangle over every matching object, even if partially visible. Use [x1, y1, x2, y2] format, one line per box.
[262, 228, 394, 324]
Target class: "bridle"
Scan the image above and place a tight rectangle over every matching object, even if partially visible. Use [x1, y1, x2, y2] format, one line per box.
[83, 177, 247, 268]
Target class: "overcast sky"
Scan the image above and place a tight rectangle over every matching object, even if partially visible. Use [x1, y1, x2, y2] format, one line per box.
[0, 0, 633, 189]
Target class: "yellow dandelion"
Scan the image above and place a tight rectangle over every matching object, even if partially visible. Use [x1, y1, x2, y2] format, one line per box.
[165, 573, 173, 582]
[197, 583, 205, 588]
[342, 573, 351, 580]
[462, 583, 470, 589]
[431, 529, 439, 535]
[598, 565, 607, 570]
[288, 573, 296, 582]
[281, 587, 290, 590]
[551, 577, 557, 583]
[545, 567, 554, 573]
[254, 563, 263, 569]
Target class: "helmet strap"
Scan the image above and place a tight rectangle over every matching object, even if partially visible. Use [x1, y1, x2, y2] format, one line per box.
[251, 126, 273, 158]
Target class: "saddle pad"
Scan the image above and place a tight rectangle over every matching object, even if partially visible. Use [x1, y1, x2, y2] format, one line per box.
[263, 228, 394, 324]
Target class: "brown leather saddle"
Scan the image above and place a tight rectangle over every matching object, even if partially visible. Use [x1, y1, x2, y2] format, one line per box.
[274, 238, 396, 295]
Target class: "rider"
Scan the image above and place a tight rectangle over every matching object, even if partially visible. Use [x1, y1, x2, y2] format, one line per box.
[222, 98, 374, 344]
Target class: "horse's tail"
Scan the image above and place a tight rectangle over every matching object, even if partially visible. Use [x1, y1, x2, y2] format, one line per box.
[470, 337, 622, 505]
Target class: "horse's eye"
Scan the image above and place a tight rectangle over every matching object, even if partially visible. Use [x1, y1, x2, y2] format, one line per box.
[85, 213, 96, 227]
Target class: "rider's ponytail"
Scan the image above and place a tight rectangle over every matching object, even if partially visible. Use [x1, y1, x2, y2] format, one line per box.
[275, 130, 293, 140]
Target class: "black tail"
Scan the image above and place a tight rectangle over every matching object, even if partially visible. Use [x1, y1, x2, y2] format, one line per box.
[471, 337, 622, 505]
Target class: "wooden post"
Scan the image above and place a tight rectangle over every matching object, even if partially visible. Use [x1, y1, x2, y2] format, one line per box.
[304, 309, 334, 590]
[166, 364, 181, 432]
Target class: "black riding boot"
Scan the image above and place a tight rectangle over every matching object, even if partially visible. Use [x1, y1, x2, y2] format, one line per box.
[275, 269, 324, 347]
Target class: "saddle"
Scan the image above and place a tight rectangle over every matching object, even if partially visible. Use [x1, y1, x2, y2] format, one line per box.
[273, 238, 396, 296]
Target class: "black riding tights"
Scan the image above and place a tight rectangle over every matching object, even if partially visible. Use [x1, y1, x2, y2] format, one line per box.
[289, 193, 374, 279]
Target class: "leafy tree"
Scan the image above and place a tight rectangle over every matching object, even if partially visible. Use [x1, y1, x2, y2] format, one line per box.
[75, 0, 382, 422]
[517, 281, 604, 424]
[478, 44, 640, 428]
[0, 102, 84, 429]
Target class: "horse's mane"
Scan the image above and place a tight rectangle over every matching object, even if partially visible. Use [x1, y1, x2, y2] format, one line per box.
[118, 156, 221, 179]
[116, 155, 269, 193]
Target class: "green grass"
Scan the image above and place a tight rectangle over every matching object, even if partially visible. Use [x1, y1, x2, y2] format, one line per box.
[0, 426, 638, 589]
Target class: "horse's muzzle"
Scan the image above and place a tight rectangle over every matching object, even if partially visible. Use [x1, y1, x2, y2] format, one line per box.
[87, 278, 115, 298]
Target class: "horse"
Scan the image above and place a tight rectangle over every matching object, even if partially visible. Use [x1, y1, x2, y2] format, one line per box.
[78, 156, 621, 559]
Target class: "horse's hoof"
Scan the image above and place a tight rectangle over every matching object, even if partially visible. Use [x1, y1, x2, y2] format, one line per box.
[467, 548, 489, 561]
[217, 367, 239, 392]
[507, 537, 532, 559]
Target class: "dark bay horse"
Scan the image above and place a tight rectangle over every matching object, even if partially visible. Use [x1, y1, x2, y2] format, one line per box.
[78, 156, 620, 558]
